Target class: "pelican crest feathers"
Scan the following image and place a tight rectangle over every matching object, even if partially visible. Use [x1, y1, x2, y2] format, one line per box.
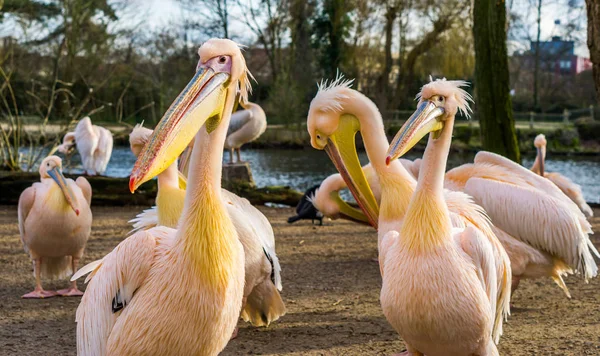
[418, 77, 473, 119]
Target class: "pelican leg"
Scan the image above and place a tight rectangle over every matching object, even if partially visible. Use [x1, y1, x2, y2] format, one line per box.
[236, 148, 242, 163]
[229, 148, 235, 164]
[231, 295, 247, 340]
[22, 258, 57, 299]
[511, 275, 521, 294]
[57, 257, 84, 297]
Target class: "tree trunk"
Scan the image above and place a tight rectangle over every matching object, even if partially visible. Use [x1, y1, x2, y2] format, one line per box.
[587, 0, 600, 104]
[533, 0, 542, 109]
[472, 0, 521, 163]
[376, 5, 397, 112]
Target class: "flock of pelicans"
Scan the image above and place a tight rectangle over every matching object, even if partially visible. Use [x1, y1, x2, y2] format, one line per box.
[15, 39, 597, 355]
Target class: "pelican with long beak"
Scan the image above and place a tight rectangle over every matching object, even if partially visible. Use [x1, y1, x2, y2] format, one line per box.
[389, 79, 598, 298]
[18, 155, 92, 298]
[531, 134, 593, 218]
[307, 76, 511, 354]
[390, 80, 600, 297]
[73, 39, 255, 355]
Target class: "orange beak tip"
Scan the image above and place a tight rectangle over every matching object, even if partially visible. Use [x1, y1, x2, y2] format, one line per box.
[385, 156, 391, 166]
[129, 177, 137, 194]
[75, 209, 80, 216]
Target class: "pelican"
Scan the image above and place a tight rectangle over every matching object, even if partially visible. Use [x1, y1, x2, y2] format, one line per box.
[73, 39, 266, 355]
[224, 101, 267, 163]
[389, 79, 598, 297]
[128, 124, 285, 330]
[287, 185, 324, 225]
[58, 117, 113, 175]
[307, 77, 511, 354]
[311, 160, 419, 224]
[531, 134, 593, 218]
[18, 156, 92, 298]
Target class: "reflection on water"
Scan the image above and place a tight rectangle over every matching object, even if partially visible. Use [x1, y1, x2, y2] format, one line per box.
[25, 146, 600, 203]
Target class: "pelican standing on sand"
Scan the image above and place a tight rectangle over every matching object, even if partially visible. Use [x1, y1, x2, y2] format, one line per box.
[225, 101, 267, 163]
[128, 124, 285, 330]
[73, 39, 273, 355]
[307, 78, 511, 354]
[58, 117, 113, 175]
[388, 79, 598, 298]
[18, 156, 92, 298]
[531, 133, 593, 218]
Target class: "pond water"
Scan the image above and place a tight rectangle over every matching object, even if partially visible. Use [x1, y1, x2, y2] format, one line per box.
[43, 146, 600, 204]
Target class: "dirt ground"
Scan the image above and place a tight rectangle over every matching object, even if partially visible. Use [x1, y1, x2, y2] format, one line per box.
[0, 205, 599, 356]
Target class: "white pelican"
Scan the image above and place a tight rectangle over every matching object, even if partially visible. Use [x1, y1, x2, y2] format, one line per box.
[18, 155, 92, 298]
[128, 124, 285, 330]
[58, 117, 113, 175]
[73, 39, 262, 355]
[388, 79, 598, 297]
[225, 101, 267, 163]
[531, 133, 593, 218]
[307, 77, 511, 354]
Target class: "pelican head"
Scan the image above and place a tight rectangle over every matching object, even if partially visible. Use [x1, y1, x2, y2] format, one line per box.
[57, 132, 76, 154]
[129, 39, 252, 192]
[387, 78, 472, 162]
[129, 124, 153, 158]
[307, 76, 379, 228]
[533, 133, 547, 176]
[40, 156, 79, 215]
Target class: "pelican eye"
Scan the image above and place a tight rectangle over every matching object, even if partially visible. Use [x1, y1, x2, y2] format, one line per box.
[437, 96, 444, 102]
[218, 56, 226, 64]
[316, 134, 322, 140]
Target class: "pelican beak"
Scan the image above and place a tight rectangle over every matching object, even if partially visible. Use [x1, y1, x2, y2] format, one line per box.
[536, 147, 545, 176]
[129, 65, 231, 192]
[48, 167, 79, 215]
[386, 100, 445, 163]
[323, 115, 379, 229]
[330, 192, 370, 225]
[179, 141, 193, 179]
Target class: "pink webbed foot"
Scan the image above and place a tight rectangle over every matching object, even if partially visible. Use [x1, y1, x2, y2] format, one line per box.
[56, 287, 84, 297]
[22, 289, 57, 299]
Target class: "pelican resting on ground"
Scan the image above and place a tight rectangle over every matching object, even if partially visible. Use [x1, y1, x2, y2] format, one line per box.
[58, 117, 113, 175]
[128, 124, 285, 329]
[307, 77, 511, 354]
[18, 156, 92, 298]
[225, 101, 267, 163]
[531, 134, 593, 218]
[72, 39, 277, 355]
[287, 185, 324, 225]
[311, 160, 419, 225]
[388, 79, 598, 298]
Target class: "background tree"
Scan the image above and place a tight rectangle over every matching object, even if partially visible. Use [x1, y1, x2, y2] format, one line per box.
[587, 0, 600, 103]
[473, 0, 521, 162]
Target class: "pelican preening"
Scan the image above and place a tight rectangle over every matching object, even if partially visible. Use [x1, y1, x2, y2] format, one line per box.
[73, 39, 282, 355]
[18, 156, 92, 298]
[58, 117, 114, 175]
[128, 124, 285, 329]
[308, 78, 511, 354]
[531, 134, 593, 218]
[225, 101, 267, 163]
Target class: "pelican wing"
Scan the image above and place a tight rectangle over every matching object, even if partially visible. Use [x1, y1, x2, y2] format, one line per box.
[17, 186, 36, 252]
[128, 206, 159, 234]
[76, 177, 93, 206]
[94, 127, 113, 174]
[227, 109, 252, 137]
[222, 189, 282, 290]
[74, 227, 167, 355]
[464, 177, 598, 280]
[457, 225, 510, 345]
[546, 172, 593, 218]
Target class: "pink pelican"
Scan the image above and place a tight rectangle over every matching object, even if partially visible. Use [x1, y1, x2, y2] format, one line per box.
[73, 39, 268, 355]
[531, 133, 593, 218]
[389, 79, 598, 298]
[307, 77, 511, 354]
[58, 117, 113, 175]
[18, 155, 92, 298]
[128, 124, 285, 331]
[225, 101, 267, 163]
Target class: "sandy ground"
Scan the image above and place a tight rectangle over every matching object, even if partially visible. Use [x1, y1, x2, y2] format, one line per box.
[0, 205, 599, 356]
